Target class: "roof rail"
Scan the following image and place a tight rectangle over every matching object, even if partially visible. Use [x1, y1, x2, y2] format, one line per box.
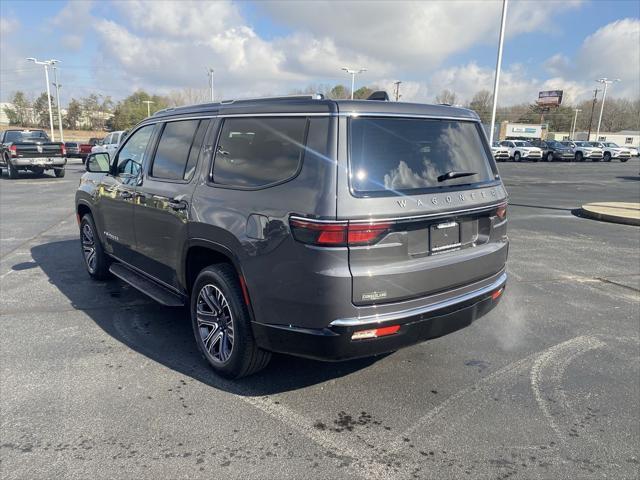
[219, 93, 324, 105]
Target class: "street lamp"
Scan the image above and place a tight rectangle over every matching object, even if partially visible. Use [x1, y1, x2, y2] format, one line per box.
[50, 59, 64, 142]
[26, 57, 55, 140]
[208, 68, 214, 102]
[341, 67, 367, 100]
[489, 0, 508, 145]
[595, 78, 620, 141]
[142, 100, 154, 117]
[570, 109, 581, 140]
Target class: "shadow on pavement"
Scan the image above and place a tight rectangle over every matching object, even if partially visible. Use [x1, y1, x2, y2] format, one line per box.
[616, 176, 640, 181]
[31, 239, 381, 396]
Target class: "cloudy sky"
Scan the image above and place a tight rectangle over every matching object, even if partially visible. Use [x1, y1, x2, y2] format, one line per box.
[1, 0, 638, 106]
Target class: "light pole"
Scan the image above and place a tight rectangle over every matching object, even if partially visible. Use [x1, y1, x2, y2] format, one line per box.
[142, 100, 154, 117]
[50, 59, 64, 142]
[393, 81, 402, 101]
[570, 109, 581, 140]
[595, 78, 620, 141]
[341, 67, 367, 99]
[208, 68, 214, 102]
[489, 0, 508, 145]
[26, 57, 55, 140]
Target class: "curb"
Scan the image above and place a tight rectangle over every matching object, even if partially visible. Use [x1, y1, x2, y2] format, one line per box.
[580, 202, 640, 227]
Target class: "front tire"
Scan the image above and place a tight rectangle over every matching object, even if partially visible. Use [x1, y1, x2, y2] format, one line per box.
[191, 265, 271, 379]
[575, 151, 584, 162]
[513, 152, 521, 162]
[80, 214, 110, 280]
[546, 152, 554, 162]
[603, 152, 611, 162]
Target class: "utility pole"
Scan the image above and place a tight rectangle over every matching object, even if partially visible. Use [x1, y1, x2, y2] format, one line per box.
[26, 57, 55, 140]
[393, 81, 402, 101]
[489, 0, 508, 145]
[341, 67, 367, 99]
[586, 89, 599, 141]
[595, 78, 620, 141]
[142, 100, 154, 117]
[50, 60, 64, 142]
[570, 109, 581, 140]
[208, 68, 214, 102]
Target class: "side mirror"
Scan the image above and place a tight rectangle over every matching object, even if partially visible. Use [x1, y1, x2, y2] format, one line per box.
[86, 153, 110, 173]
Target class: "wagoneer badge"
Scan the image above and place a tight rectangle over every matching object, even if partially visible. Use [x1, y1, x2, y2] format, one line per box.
[397, 188, 498, 208]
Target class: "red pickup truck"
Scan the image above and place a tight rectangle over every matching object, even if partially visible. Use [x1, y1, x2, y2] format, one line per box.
[65, 141, 95, 163]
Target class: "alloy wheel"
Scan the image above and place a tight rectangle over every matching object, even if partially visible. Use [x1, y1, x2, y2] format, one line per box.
[81, 222, 97, 273]
[196, 284, 234, 363]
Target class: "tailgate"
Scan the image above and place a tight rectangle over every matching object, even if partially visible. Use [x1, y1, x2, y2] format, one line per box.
[15, 143, 63, 157]
[348, 206, 508, 305]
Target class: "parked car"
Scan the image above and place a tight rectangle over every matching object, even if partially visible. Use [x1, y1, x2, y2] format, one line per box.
[588, 141, 632, 162]
[626, 146, 639, 157]
[0, 129, 66, 179]
[491, 141, 510, 161]
[76, 95, 508, 378]
[79, 143, 93, 163]
[529, 139, 574, 162]
[65, 142, 82, 158]
[560, 141, 603, 162]
[91, 130, 127, 157]
[499, 140, 543, 161]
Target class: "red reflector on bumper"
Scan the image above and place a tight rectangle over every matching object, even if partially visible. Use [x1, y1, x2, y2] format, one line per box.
[491, 288, 503, 300]
[352, 325, 400, 340]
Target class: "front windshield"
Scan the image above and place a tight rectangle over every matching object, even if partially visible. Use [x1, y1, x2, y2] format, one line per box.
[4, 130, 49, 143]
[604, 142, 619, 147]
[574, 141, 590, 147]
[514, 141, 533, 147]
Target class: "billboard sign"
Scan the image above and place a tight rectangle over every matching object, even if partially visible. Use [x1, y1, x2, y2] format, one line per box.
[505, 123, 543, 139]
[537, 90, 563, 106]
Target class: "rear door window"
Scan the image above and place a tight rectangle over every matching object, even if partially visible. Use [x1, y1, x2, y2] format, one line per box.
[150, 120, 201, 181]
[212, 117, 307, 188]
[349, 117, 495, 196]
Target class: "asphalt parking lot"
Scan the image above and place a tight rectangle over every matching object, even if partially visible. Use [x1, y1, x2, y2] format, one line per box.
[1, 158, 639, 480]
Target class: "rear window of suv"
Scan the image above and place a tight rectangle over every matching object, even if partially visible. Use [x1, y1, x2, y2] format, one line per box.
[349, 117, 495, 196]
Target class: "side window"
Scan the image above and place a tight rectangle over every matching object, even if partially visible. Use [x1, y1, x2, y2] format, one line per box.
[149, 120, 201, 180]
[115, 125, 154, 178]
[103, 133, 113, 145]
[212, 117, 307, 188]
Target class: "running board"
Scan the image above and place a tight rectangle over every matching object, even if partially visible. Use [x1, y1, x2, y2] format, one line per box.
[109, 263, 185, 307]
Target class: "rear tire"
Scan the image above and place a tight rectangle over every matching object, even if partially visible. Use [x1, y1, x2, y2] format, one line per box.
[7, 157, 19, 179]
[191, 264, 271, 379]
[54, 167, 66, 178]
[80, 214, 110, 280]
[620, 158, 628, 163]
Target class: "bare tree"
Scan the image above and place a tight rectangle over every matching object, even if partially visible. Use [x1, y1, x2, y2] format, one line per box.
[167, 88, 211, 107]
[435, 89, 458, 105]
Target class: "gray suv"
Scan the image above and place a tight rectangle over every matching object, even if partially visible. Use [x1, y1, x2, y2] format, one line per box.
[75, 95, 508, 378]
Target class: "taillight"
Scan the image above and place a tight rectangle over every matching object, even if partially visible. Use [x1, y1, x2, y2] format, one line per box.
[496, 203, 507, 220]
[9, 145, 17, 156]
[290, 217, 392, 247]
[61, 144, 66, 156]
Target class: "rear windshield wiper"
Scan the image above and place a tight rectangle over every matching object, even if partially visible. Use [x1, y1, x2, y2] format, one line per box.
[437, 171, 477, 182]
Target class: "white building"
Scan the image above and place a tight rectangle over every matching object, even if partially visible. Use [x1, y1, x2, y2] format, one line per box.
[547, 130, 639, 147]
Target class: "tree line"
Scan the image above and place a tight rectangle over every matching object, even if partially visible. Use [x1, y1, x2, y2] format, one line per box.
[4, 86, 638, 133]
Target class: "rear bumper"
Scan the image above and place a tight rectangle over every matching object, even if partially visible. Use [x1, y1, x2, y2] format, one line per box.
[12, 157, 66, 167]
[252, 272, 506, 361]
